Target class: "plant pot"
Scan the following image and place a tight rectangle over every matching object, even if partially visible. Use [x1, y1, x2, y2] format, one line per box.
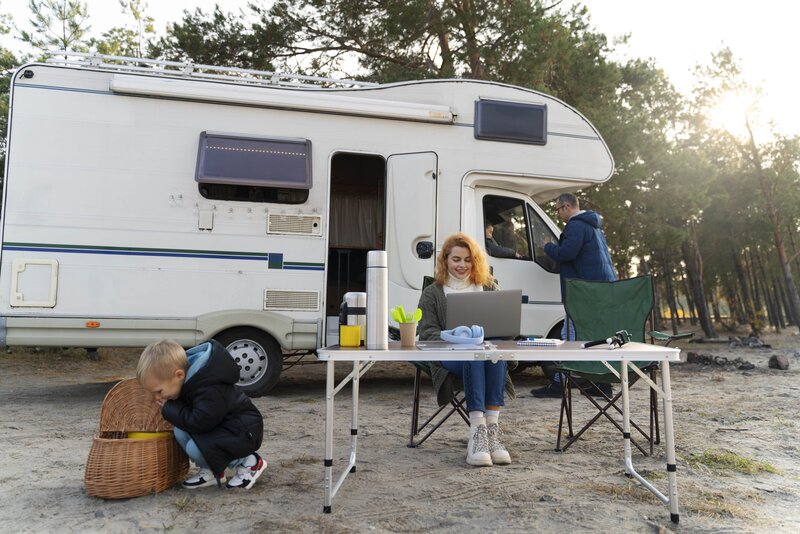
[399, 322, 418, 347]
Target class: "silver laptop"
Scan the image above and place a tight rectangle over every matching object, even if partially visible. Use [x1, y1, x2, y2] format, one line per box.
[446, 290, 522, 339]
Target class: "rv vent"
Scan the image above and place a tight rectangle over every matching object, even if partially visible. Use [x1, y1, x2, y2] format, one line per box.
[264, 289, 320, 311]
[267, 214, 322, 236]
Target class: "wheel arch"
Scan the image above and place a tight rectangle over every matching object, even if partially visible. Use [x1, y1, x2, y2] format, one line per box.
[196, 309, 294, 348]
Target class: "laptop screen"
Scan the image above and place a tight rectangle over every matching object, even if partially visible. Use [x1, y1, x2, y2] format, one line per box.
[445, 290, 522, 339]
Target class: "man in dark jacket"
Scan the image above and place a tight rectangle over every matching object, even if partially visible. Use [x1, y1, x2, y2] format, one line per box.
[532, 193, 618, 398]
[137, 339, 266, 489]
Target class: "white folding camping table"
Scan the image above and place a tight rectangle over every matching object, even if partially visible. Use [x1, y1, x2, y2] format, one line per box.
[316, 340, 682, 523]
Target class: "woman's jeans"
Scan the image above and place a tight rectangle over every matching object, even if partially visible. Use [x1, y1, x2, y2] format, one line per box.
[441, 360, 506, 413]
[173, 427, 247, 473]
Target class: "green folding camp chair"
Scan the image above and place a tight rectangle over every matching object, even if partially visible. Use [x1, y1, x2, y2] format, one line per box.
[408, 361, 470, 447]
[556, 275, 691, 455]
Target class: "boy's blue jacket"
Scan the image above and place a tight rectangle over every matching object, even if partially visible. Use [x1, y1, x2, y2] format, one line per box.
[161, 340, 263, 475]
[544, 210, 617, 300]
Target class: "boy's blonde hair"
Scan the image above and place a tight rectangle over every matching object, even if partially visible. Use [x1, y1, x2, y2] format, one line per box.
[136, 339, 188, 383]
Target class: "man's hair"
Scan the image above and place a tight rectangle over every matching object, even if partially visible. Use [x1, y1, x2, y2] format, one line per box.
[557, 193, 579, 209]
[434, 232, 495, 287]
[136, 339, 188, 383]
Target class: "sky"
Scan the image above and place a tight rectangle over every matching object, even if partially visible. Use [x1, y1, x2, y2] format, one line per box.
[1, 0, 797, 136]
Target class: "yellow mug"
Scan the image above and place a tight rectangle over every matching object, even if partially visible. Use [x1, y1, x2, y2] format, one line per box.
[340, 325, 361, 347]
[127, 431, 172, 440]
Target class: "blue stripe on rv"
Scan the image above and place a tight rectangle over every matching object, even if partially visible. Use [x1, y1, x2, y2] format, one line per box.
[2, 245, 324, 270]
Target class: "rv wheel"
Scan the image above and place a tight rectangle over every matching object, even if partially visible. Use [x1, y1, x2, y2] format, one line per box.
[214, 327, 282, 397]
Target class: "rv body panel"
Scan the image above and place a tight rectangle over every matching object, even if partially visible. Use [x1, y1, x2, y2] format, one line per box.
[0, 61, 613, 363]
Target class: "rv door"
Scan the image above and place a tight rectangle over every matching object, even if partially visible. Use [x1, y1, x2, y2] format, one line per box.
[385, 152, 437, 292]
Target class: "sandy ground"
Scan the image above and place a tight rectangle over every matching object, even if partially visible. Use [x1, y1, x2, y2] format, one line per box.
[1, 326, 799, 533]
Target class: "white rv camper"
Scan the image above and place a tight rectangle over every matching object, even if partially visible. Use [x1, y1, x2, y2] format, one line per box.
[0, 53, 614, 395]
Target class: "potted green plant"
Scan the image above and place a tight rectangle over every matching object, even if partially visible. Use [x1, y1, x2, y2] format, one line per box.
[391, 305, 422, 347]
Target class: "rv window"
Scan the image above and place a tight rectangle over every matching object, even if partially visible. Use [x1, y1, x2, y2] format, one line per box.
[196, 132, 312, 190]
[198, 183, 309, 204]
[482, 196, 531, 260]
[474, 99, 547, 145]
[527, 204, 559, 274]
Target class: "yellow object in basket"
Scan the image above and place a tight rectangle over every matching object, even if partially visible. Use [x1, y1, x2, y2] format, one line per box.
[340, 325, 361, 347]
[127, 431, 172, 440]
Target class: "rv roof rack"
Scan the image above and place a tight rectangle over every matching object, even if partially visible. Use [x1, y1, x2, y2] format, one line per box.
[43, 51, 379, 89]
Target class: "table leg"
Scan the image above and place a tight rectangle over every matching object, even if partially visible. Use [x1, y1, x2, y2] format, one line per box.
[323, 359, 334, 513]
[620, 359, 633, 470]
[349, 359, 360, 474]
[660, 361, 680, 524]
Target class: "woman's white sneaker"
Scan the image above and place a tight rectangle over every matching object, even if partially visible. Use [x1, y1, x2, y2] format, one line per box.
[466, 424, 493, 466]
[486, 423, 511, 465]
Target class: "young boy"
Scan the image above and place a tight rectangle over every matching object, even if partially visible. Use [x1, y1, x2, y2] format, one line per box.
[137, 339, 266, 490]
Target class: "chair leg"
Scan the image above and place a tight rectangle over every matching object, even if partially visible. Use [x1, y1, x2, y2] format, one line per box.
[409, 394, 468, 448]
[560, 378, 651, 456]
[566, 374, 574, 437]
[408, 367, 422, 447]
[651, 367, 661, 445]
[557, 377, 567, 451]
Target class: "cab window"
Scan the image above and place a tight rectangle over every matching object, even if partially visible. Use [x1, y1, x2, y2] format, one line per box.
[482, 196, 531, 260]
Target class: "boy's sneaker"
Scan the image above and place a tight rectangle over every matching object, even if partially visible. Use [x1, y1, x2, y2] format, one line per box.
[182, 468, 225, 489]
[226, 453, 267, 490]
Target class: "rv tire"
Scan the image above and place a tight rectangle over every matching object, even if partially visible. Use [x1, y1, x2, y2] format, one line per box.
[214, 327, 282, 397]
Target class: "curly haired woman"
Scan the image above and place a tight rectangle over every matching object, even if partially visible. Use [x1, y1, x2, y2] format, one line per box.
[417, 233, 515, 466]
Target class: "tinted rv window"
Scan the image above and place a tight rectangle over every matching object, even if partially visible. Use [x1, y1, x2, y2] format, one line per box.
[527, 204, 559, 274]
[195, 132, 311, 203]
[474, 100, 547, 145]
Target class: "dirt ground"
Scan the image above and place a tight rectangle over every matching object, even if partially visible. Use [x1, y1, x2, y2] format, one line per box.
[1, 326, 799, 533]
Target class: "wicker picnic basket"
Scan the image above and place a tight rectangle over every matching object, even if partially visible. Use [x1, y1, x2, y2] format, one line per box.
[84, 378, 189, 499]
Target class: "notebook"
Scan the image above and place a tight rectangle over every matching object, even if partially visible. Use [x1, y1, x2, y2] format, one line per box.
[445, 289, 522, 339]
[517, 338, 564, 346]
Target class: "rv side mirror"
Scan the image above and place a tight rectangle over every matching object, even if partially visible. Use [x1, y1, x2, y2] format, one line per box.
[416, 241, 434, 259]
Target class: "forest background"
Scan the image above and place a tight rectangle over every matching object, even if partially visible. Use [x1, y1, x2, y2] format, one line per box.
[1, 0, 798, 340]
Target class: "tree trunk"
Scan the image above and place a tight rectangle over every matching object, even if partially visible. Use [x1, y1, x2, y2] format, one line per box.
[711, 287, 722, 325]
[662, 257, 679, 334]
[777, 275, 796, 327]
[723, 278, 743, 328]
[641, 257, 664, 331]
[732, 249, 758, 332]
[772, 276, 786, 329]
[754, 248, 779, 332]
[681, 236, 716, 338]
[745, 249, 763, 316]
[682, 277, 697, 325]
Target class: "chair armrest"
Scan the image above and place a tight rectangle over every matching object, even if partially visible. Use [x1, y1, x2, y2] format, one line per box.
[648, 330, 694, 346]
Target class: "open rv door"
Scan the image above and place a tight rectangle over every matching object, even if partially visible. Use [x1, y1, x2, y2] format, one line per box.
[385, 152, 437, 313]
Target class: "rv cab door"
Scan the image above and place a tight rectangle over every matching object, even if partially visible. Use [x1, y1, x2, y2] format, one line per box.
[475, 188, 564, 337]
[385, 152, 437, 312]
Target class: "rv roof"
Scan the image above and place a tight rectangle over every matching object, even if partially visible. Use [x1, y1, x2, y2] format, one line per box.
[44, 50, 379, 90]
